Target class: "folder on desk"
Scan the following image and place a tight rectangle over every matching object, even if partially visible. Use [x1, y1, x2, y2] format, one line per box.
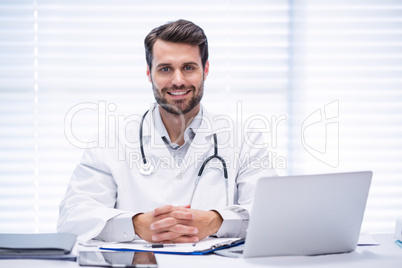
[0, 232, 77, 260]
[99, 237, 244, 255]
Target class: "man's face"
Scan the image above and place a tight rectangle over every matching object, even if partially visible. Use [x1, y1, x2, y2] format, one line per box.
[147, 39, 209, 115]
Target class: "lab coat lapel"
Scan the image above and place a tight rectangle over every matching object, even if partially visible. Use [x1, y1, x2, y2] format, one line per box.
[181, 108, 216, 171]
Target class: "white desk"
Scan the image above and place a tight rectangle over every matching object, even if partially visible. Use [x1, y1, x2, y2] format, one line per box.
[1, 234, 402, 268]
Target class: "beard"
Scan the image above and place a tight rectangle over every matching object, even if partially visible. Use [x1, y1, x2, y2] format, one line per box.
[152, 80, 204, 116]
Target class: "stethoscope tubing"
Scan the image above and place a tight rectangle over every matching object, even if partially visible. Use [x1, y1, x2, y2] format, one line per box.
[139, 109, 229, 206]
[139, 109, 150, 166]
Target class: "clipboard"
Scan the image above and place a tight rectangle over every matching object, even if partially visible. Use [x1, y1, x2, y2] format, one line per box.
[99, 237, 244, 255]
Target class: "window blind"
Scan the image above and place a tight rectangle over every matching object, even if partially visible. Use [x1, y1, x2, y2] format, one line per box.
[0, 0, 401, 234]
[0, 1, 36, 232]
[287, 0, 402, 232]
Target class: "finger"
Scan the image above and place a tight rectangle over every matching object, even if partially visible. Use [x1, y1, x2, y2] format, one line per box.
[151, 230, 198, 243]
[169, 224, 198, 235]
[151, 231, 181, 242]
[151, 215, 196, 232]
[158, 235, 199, 244]
[152, 205, 178, 217]
[152, 224, 198, 239]
[169, 210, 194, 220]
[150, 217, 178, 231]
[152, 207, 194, 222]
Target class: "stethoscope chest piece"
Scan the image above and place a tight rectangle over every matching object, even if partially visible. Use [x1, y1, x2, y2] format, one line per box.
[139, 160, 155, 176]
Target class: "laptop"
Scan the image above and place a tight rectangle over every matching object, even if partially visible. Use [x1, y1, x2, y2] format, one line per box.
[215, 171, 372, 258]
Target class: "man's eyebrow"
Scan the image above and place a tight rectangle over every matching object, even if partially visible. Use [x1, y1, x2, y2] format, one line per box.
[183, 61, 199, 66]
[155, 62, 200, 69]
[155, 63, 171, 68]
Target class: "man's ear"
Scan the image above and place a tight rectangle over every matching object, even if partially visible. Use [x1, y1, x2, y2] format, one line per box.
[146, 65, 152, 82]
[203, 60, 209, 80]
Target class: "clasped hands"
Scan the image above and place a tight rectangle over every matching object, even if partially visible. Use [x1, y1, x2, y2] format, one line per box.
[132, 205, 223, 244]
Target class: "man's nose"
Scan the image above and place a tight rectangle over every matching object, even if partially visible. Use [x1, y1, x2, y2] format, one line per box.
[171, 70, 185, 87]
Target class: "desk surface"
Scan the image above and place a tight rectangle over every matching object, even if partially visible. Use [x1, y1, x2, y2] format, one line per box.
[1, 234, 402, 268]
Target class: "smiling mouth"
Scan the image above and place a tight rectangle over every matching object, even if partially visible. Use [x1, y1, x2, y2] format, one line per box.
[168, 90, 191, 96]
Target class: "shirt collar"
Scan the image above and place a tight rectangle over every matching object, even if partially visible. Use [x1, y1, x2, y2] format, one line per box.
[153, 105, 203, 145]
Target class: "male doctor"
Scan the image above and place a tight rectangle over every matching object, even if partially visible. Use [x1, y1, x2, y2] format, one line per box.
[58, 19, 276, 244]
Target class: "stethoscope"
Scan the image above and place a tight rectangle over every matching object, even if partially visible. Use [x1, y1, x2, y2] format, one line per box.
[138, 109, 229, 205]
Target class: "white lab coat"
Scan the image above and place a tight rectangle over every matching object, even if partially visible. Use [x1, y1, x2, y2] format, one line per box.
[58, 104, 276, 242]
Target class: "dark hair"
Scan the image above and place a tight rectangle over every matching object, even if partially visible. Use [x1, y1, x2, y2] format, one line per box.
[144, 19, 209, 70]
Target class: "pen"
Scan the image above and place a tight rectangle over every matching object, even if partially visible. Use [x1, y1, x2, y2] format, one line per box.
[144, 243, 197, 248]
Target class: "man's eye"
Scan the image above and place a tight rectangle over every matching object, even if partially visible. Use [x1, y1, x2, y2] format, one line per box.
[160, 67, 170, 72]
[184, 66, 194, 71]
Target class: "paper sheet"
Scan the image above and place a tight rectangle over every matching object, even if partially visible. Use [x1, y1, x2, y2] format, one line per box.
[99, 237, 242, 253]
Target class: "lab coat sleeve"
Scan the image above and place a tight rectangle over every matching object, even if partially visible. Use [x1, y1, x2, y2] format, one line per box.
[95, 212, 136, 242]
[214, 209, 243, 238]
[215, 130, 277, 238]
[57, 145, 134, 243]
